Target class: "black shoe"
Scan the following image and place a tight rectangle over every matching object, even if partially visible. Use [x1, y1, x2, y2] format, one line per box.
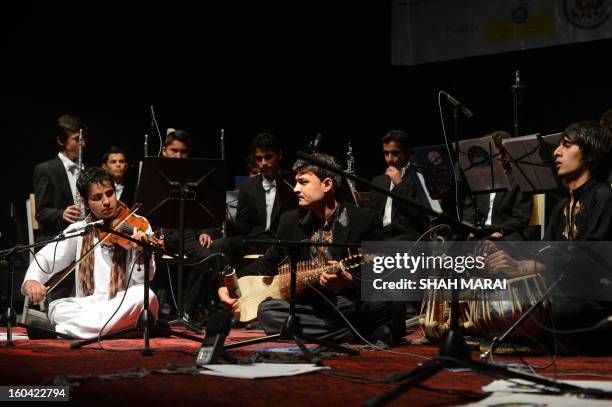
[369, 325, 393, 347]
[26, 319, 58, 340]
[244, 321, 260, 330]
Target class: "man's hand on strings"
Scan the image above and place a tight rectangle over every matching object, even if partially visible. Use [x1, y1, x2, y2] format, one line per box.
[319, 261, 352, 292]
[119, 229, 148, 253]
[199, 233, 213, 248]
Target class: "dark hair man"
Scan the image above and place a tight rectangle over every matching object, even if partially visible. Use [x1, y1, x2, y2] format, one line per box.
[219, 153, 405, 346]
[33, 114, 88, 241]
[23, 167, 156, 339]
[368, 130, 431, 241]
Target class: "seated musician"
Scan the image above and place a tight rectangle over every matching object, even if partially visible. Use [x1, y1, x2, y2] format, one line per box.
[486, 121, 612, 354]
[218, 154, 406, 346]
[463, 131, 533, 240]
[102, 145, 134, 207]
[158, 129, 222, 325]
[212, 132, 298, 267]
[368, 130, 433, 241]
[22, 167, 157, 339]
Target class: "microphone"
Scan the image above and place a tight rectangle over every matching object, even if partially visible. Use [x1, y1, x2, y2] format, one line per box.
[196, 310, 232, 366]
[64, 220, 104, 235]
[440, 91, 474, 118]
[222, 266, 241, 298]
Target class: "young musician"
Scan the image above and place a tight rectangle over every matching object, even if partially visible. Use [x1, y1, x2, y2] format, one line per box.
[486, 121, 612, 353]
[102, 146, 134, 206]
[219, 154, 405, 345]
[22, 167, 157, 339]
[368, 130, 432, 241]
[33, 114, 87, 241]
[157, 129, 221, 326]
[212, 132, 298, 266]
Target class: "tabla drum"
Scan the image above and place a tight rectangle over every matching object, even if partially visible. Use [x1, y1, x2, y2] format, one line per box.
[466, 274, 550, 341]
[419, 290, 473, 343]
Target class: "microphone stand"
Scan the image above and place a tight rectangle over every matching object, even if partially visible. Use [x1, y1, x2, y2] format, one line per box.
[70, 224, 202, 355]
[512, 70, 523, 139]
[292, 152, 599, 405]
[224, 239, 361, 364]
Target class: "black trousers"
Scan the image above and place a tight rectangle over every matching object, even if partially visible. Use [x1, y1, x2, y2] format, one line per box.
[257, 293, 406, 345]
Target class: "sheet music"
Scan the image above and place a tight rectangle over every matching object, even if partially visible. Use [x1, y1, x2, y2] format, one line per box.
[458, 136, 510, 193]
[502, 133, 563, 193]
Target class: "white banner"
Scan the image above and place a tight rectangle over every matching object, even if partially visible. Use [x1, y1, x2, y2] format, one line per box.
[392, 0, 612, 65]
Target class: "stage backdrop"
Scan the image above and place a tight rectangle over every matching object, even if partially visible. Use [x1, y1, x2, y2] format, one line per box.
[392, 0, 612, 65]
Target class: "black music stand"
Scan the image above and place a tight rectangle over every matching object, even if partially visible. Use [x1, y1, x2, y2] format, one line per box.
[223, 239, 361, 364]
[457, 135, 513, 234]
[411, 144, 454, 201]
[501, 132, 563, 193]
[135, 157, 225, 333]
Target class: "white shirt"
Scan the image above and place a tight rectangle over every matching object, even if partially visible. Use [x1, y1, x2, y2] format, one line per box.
[383, 166, 407, 227]
[485, 193, 496, 226]
[22, 219, 155, 298]
[114, 182, 124, 201]
[262, 176, 277, 232]
[416, 171, 443, 213]
[58, 152, 80, 204]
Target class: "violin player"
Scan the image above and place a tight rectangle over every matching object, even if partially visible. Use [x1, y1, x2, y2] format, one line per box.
[22, 167, 158, 339]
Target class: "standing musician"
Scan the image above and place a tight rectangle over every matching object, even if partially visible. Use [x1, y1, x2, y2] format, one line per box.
[368, 130, 433, 241]
[22, 167, 157, 339]
[486, 121, 612, 354]
[33, 114, 87, 241]
[218, 154, 405, 345]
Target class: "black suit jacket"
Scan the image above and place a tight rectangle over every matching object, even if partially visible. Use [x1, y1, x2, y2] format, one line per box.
[117, 175, 135, 208]
[33, 156, 74, 240]
[368, 167, 430, 240]
[228, 173, 298, 239]
[463, 180, 533, 239]
[240, 203, 382, 296]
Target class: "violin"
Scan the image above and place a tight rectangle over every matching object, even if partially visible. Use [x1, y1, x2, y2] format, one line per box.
[99, 202, 164, 250]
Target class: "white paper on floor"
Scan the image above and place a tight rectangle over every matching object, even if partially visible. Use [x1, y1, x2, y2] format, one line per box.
[199, 363, 329, 379]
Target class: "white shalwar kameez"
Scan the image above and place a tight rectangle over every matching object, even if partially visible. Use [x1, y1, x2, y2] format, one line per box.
[21, 220, 159, 339]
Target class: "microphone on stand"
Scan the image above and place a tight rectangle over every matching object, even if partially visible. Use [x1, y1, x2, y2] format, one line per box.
[196, 310, 232, 366]
[441, 91, 474, 118]
[63, 220, 104, 235]
[222, 266, 241, 299]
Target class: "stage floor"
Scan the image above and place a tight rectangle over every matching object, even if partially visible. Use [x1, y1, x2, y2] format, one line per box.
[1, 326, 612, 406]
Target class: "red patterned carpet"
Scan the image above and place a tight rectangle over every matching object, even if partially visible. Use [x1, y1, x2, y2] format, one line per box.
[1, 326, 612, 406]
